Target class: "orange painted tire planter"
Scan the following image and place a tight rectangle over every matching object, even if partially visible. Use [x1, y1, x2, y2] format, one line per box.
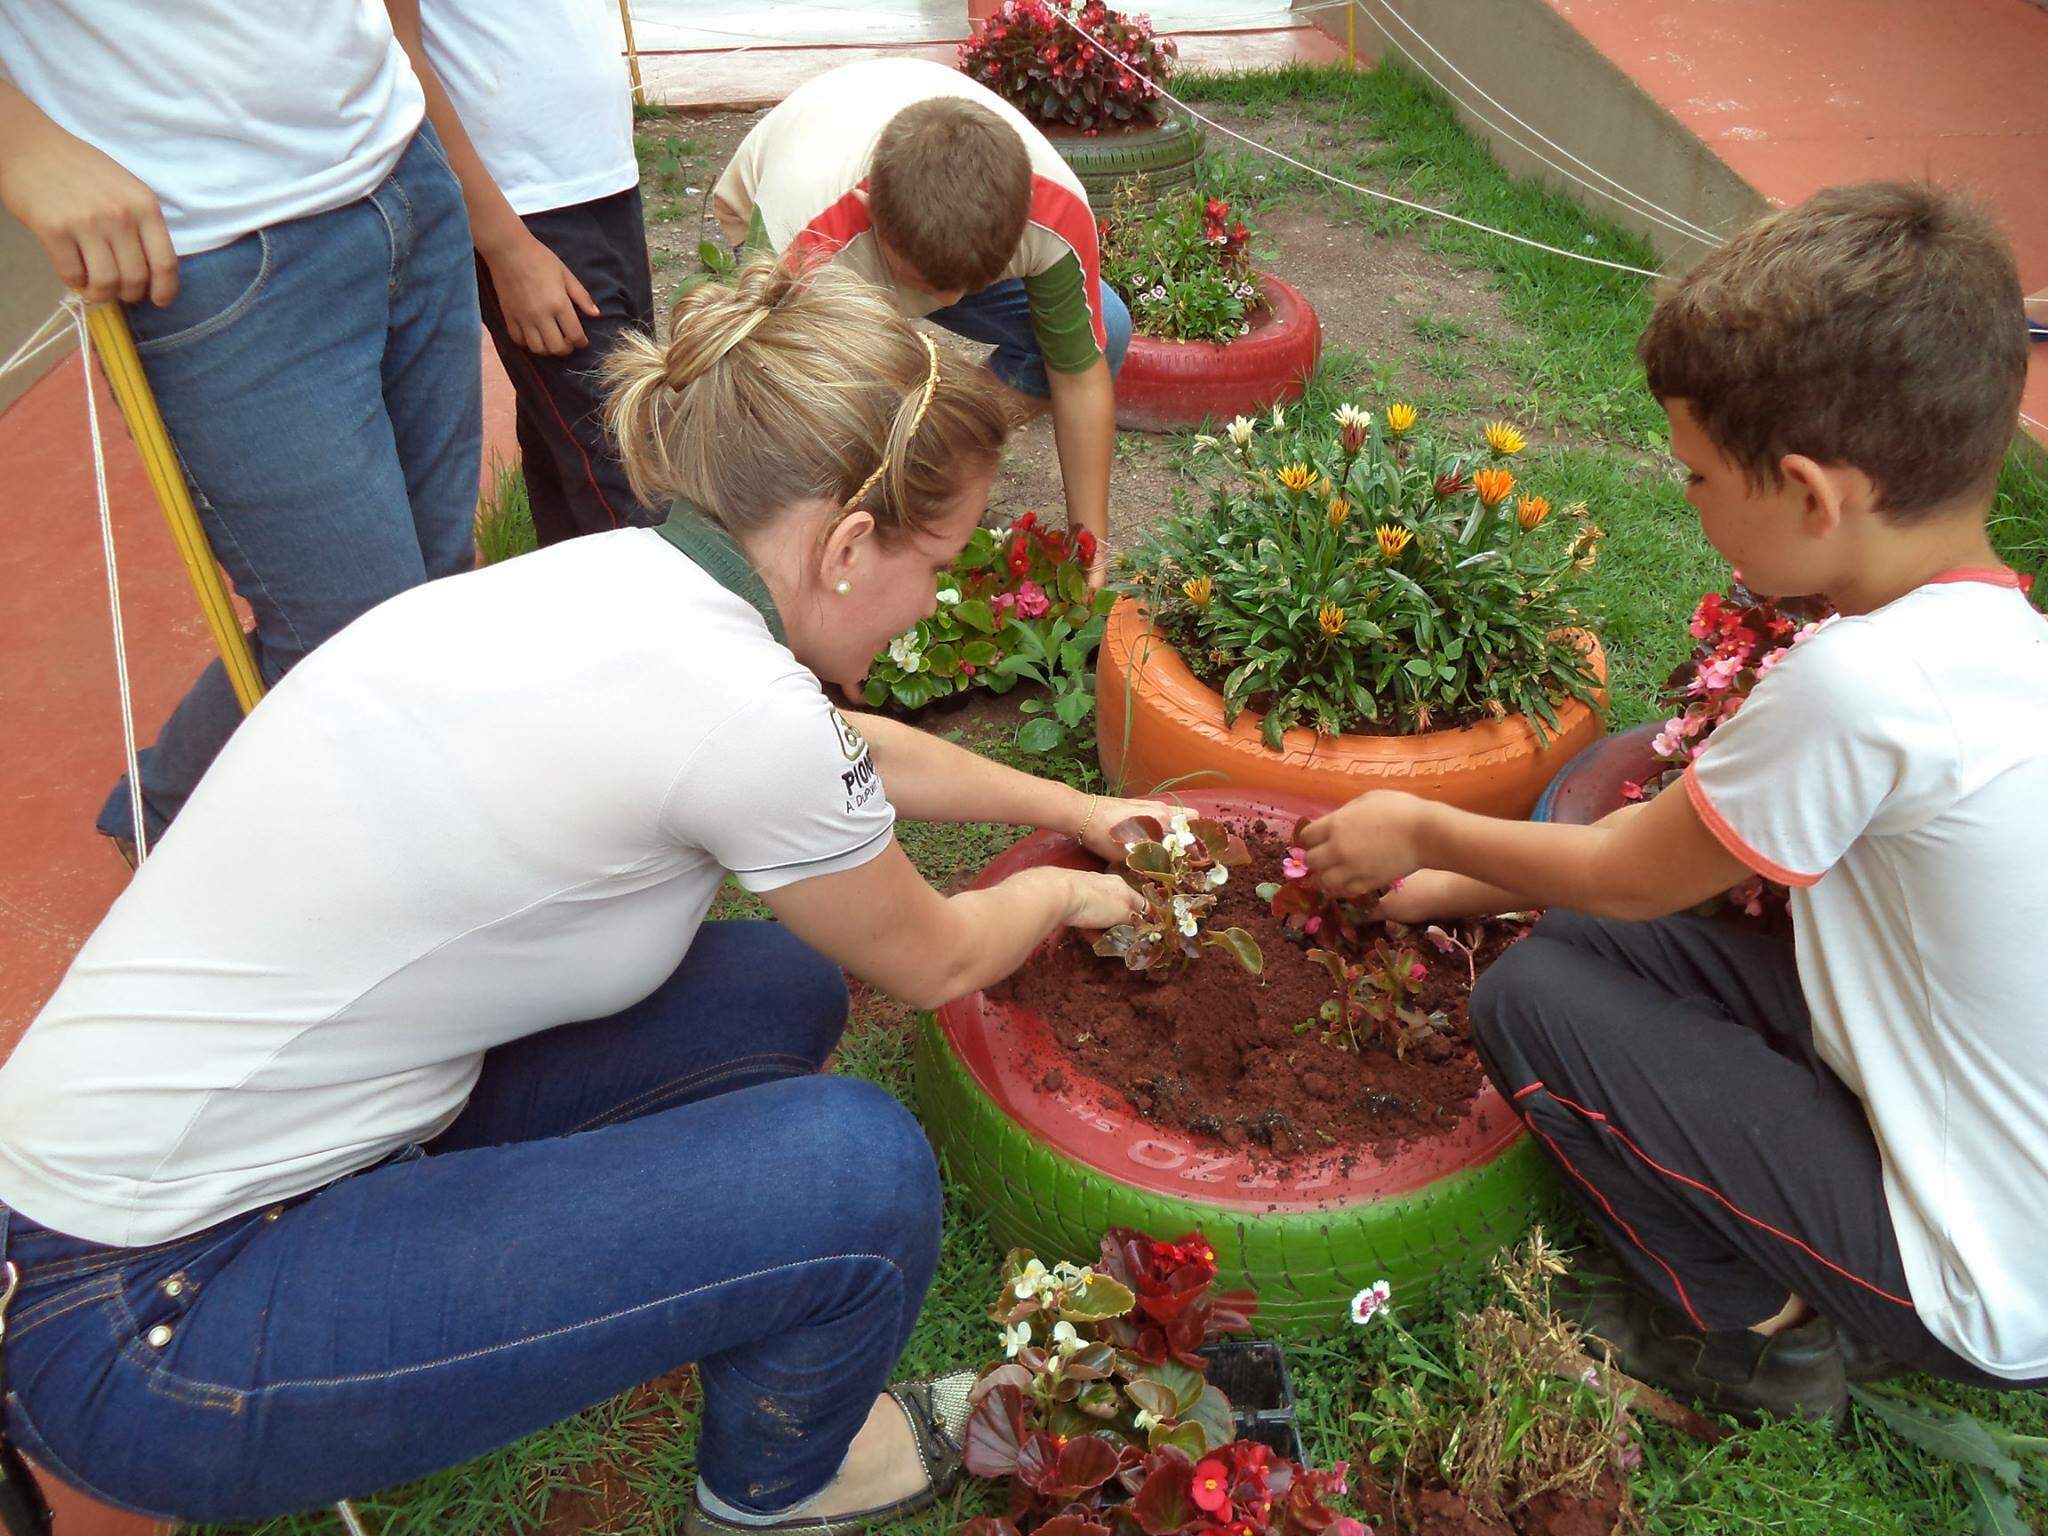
[1113, 276, 1322, 433]
[1095, 598, 1608, 818]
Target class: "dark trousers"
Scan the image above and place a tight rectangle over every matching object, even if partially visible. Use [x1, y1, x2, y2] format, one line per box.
[476, 187, 660, 545]
[1471, 908, 2035, 1388]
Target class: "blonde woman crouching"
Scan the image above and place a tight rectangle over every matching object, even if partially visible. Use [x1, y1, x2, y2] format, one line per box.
[0, 258, 1158, 1532]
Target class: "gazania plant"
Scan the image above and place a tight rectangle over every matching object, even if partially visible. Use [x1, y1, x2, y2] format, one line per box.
[960, 1228, 1366, 1536]
[958, 0, 1177, 131]
[1127, 404, 1604, 745]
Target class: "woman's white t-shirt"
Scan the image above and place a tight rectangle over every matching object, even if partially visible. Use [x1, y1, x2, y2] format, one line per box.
[0, 1, 425, 255]
[0, 528, 896, 1247]
[418, 0, 637, 216]
[1688, 572, 2048, 1379]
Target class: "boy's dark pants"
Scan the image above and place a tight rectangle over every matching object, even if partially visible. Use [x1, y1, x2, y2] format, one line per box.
[1472, 908, 2033, 1388]
[476, 187, 660, 545]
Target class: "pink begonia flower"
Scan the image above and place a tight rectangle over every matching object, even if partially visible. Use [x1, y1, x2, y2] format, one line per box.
[1756, 647, 1785, 678]
[992, 591, 1017, 612]
[1407, 961, 1428, 985]
[1619, 780, 1645, 802]
[1014, 579, 1050, 619]
[1698, 653, 1742, 691]
[1303, 915, 1322, 935]
[1282, 846, 1310, 881]
[1652, 731, 1680, 759]
[1793, 621, 1823, 644]
[1718, 696, 1745, 724]
[1678, 710, 1709, 738]
[1349, 1279, 1392, 1324]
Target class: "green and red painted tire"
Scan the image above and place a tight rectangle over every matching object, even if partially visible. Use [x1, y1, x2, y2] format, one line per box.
[1046, 116, 1205, 212]
[912, 790, 1557, 1332]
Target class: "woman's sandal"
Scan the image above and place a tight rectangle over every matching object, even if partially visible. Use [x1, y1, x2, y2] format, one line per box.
[684, 1368, 977, 1536]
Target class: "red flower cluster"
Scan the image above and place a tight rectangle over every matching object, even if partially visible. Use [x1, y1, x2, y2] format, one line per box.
[1150, 1444, 1360, 1536]
[959, 0, 1178, 132]
[1096, 1227, 1256, 1366]
[1202, 197, 1250, 263]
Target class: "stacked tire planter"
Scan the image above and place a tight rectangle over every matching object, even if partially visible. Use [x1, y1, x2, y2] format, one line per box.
[914, 788, 1559, 1335]
[1113, 276, 1323, 433]
[1048, 116, 1206, 213]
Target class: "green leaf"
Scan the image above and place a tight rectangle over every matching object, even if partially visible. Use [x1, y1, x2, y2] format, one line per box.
[1054, 690, 1093, 728]
[1124, 1379, 1178, 1421]
[1960, 1463, 2032, 1536]
[1185, 1384, 1235, 1455]
[954, 598, 997, 635]
[895, 673, 938, 710]
[1137, 1358, 1206, 1416]
[1203, 926, 1264, 974]
[1016, 717, 1065, 753]
[962, 640, 1001, 666]
[1152, 1420, 1208, 1458]
[1061, 1273, 1137, 1321]
[862, 677, 889, 707]
[1849, 1386, 2025, 1487]
[1124, 841, 1176, 879]
[1260, 708, 1286, 751]
[696, 239, 734, 275]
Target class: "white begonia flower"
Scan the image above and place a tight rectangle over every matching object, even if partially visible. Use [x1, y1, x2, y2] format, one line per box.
[1134, 1408, 1161, 1433]
[1172, 896, 1200, 938]
[1050, 1320, 1083, 1356]
[1003, 1320, 1034, 1358]
[888, 634, 923, 672]
[1226, 415, 1256, 450]
[1162, 809, 1196, 855]
[935, 587, 961, 605]
[1207, 864, 1229, 888]
[1011, 1257, 1050, 1299]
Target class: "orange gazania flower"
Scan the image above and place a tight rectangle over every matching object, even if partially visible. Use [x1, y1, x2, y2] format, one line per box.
[1183, 574, 1214, 609]
[1376, 524, 1414, 559]
[1472, 468, 1515, 508]
[1516, 495, 1552, 530]
[1276, 463, 1314, 493]
[1327, 496, 1350, 527]
[1317, 601, 1346, 636]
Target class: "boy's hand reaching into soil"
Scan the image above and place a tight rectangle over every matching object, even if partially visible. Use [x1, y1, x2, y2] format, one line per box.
[1297, 790, 1429, 897]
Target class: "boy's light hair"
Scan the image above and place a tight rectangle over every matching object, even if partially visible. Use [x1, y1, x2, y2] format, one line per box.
[869, 97, 1033, 296]
[602, 257, 1012, 539]
[1639, 182, 2026, 521]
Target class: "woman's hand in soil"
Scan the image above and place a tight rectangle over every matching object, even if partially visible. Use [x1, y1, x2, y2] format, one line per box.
[1074, 795, 1178, 863]
[1056, 868, 1149, 931]
[1297, 790, 1430, 898]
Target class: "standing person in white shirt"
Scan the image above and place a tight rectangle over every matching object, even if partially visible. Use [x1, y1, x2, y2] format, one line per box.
[0, 259, 1160, 1530]
[389, 0, 663, 542]
[0, 1, 481, 855]
[1301, 183, 2048, 1421]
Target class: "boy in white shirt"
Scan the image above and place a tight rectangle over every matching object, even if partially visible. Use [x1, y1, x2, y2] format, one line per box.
[388, 0, 661, 543]
[1301, 182, 2047, 1419]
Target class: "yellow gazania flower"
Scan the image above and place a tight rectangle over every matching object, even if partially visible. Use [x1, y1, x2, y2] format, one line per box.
[1376, 524, 1414, 559]
[1385, 402, 1418, 437]
[1317, 601, 1346, 637]
[1182, 574, 1214, 609]
[1471, 467, 1515, 508]
[1327, 496, 1350, 527]
[1276, 463, 1314, 494]
[1515, 495, 1552, 531]
[1483, 420, 1527, 457]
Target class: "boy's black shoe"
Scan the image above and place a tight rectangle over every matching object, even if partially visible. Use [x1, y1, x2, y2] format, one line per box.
[1839, 1330, 1910, 1384]
[1574, 1285, 1848, 1423]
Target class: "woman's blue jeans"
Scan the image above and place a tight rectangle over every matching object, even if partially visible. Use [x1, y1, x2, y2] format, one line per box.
[96, 122, 483, 844]
[0, 923, 942, 1524]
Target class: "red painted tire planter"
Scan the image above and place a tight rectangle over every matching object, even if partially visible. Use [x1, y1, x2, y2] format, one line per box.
[913, 789, 1555, 1332]
[1096, 599, 1608, 819]
[1112, 276, 1322, 433]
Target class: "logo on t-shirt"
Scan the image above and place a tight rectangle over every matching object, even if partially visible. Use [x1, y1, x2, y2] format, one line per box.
[832, 710, 881, 814]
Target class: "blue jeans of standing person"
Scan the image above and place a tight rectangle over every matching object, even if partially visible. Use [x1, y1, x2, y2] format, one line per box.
[925, 278, 1133, 397]
[96, 122, 482, 845]
[0, 923, 942, 1524]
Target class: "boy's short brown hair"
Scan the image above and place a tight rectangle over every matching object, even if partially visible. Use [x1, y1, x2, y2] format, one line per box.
[1639, 182, 2025, 520]
[869, 97, 1033, 296]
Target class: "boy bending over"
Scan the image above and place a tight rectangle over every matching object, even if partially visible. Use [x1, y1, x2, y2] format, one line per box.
[1304, 183, 2047, 1419]
[713, 59, 1130, 586]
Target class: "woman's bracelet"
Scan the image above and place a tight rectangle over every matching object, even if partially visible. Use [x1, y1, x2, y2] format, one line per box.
[1073, 794, 1102, 843]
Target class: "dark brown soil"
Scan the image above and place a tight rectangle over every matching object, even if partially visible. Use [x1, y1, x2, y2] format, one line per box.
[995, 823, 1525, 1159]
[1358, 1470, 1630, 1536]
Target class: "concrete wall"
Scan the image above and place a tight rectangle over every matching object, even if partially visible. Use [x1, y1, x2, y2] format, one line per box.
[1296, 0, 1765, 270]
[0, 210, 69, 415]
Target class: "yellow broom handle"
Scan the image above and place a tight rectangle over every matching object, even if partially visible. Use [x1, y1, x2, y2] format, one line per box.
[618, 0, 645, 106]
[84, 303, 266, 715]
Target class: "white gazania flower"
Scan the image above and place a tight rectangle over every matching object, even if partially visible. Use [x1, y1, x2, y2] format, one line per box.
[1003, 1320, 1034, 1358]
[1349, 1279, 1393, 1325]
[1171, 896, 1200, 938]
[1011, 1258, 1050, 1299]
[1226, 415, 1256, 451]
[1050, 1320, 1083, 1356]
[1207, 864, 1229, 889]
[887, 633, 924, 672]
[1190, 433, 1220, 453]
[1269, 401, 1288, 430]
[935, 587, 961, 605]
[1334, 402, 1370, 434]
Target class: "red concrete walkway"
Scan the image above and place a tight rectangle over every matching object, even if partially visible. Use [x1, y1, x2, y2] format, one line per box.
[1530, 0, 2048, 442]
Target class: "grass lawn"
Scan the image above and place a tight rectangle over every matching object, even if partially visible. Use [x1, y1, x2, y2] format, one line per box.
[247, 60, 2047, 1536]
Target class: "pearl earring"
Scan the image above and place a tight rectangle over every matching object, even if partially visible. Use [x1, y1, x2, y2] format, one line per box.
[835, 580, 852, 595]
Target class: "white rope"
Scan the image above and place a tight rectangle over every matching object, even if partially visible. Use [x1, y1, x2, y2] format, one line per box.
[1048, 5, 1665, 278]
[0, 303, 74, 383]
[60, 297, 150, 864]
[1349, 0, 1724, 247]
